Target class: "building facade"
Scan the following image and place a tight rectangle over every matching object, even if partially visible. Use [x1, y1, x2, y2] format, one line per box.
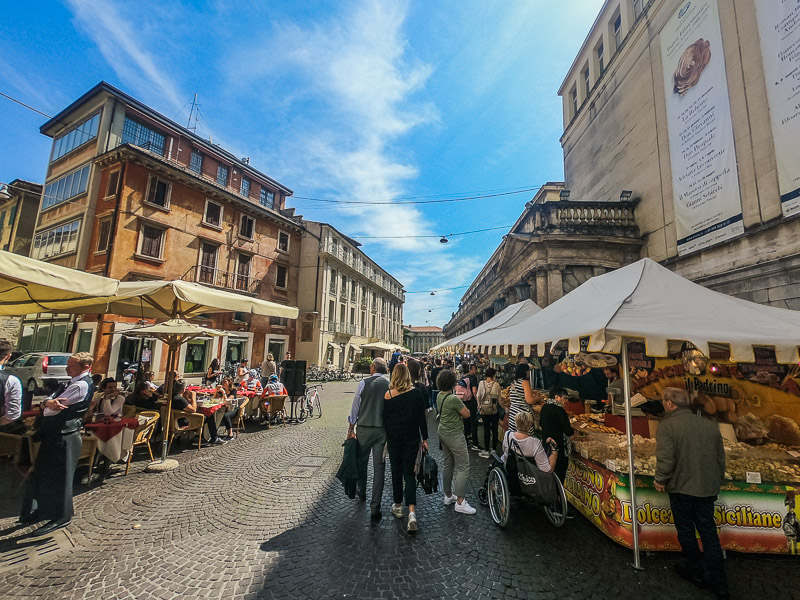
[0, 179, 42, 344]
[444, 183, 642, 338]
[296, 221, 404, 368]
[22, 82, 301, 380]
[403, 326, 444, 355]
[558, 0, 800, 308]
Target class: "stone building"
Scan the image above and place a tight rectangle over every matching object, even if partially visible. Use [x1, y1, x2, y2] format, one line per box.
[0, 179, 42, 345]
[447, 0, 800, 339]
[295, 220, 404, 368]
[20, 82, 301, 380]
[403, 326, 444, 355]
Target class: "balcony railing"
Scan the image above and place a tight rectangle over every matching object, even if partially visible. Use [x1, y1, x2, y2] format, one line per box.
[188, 265, 260, 295]
[323, 320, 356, 335]
[322, 241, 404, 301]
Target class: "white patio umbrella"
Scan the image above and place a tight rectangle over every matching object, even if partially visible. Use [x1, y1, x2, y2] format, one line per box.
[465, 258, 800, 569]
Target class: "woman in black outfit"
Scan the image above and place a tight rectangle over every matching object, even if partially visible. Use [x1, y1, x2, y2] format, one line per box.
[540, 386, 574, 482]
[383, 363, 428, 532]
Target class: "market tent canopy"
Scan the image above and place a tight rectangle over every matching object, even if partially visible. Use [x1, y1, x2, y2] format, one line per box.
[361, 342, 395, 351]
[470, 258, 800, 363]
[431, 299, 540, 352]
[66, 279, 299, 320]
[458, 299, 543, 350]
[0, 250, 119, 315]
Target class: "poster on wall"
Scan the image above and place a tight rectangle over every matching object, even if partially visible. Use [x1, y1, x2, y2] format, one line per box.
[754, 1, 800, 217]
[660, 0, 743, 256]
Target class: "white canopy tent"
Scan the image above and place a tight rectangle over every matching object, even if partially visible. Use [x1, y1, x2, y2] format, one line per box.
[460, 258, 800, 569]
[431, 299, 540, 352]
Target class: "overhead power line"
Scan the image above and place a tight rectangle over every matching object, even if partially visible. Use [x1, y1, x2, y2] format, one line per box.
[405, 285, 469, 294]
[357, 224, 510, 239]
[293, 187, 540, 205]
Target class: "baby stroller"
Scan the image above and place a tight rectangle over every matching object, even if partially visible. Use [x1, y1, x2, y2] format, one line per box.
[477, 443, 569, 528]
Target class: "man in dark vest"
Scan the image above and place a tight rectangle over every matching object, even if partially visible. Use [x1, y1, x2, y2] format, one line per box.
[347, 357, 390, 521]
[20, 351, 96, 535]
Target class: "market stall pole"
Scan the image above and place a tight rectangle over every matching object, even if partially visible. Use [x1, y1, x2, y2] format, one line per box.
[620, 339, 643, 570]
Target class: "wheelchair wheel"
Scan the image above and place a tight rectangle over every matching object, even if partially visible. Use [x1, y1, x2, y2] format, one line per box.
[487, 467, 510, 527]
[543, 476, 568, 528]
[478, 486, 488, 506]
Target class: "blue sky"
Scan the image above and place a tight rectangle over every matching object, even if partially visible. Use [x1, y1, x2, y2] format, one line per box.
[0, 0, 604, 327]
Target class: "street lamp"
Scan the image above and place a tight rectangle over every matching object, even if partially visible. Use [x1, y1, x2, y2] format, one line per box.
[620, 190, 632, 201]
[559, 189, 570, 200]
[0, 183, 11, 201]
[439, 236, 448, 243]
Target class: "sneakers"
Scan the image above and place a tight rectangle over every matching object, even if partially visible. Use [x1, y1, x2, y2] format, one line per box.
[391, 504, 404, 519]
[407, 511, 418, 532]
[469, 445, 481, 451]
[478, 451, 490, 458]
[443, 494, 458, 506]
[455, 499, 477, 515]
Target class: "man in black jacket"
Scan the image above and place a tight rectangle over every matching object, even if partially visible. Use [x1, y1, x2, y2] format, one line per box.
[20, 352, 95, 535]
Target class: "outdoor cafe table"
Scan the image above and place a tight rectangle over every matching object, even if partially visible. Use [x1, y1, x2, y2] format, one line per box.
[84, 417, 139, 462]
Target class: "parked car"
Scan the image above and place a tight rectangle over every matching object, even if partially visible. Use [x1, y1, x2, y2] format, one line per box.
[4, 352, 73, 394]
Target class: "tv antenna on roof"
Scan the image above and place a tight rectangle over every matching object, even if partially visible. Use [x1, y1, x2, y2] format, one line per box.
[187, 93, 199, 132]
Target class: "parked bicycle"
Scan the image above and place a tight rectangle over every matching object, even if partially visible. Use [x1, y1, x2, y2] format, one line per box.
[303, 384, 323, 419]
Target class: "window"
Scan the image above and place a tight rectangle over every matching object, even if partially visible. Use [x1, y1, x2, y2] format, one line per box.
[198, 243, 218, 284]
[106, 171, 120, 198]
[96, 219, 112, 253]
[276, 264, 288, 289]
[278, 231, 289, 252]
[270, 316, 288, 327]
[51, 112, 100, 162]
[217, 164, 229, 186]
[235, 253, 251, 291]
[613, 15, 622, 49]
[350, 307, 355, 325]
[583, 66, 591, 98]
[329, 300, 335, 319]
[633, 0, 644, 18]
[233, 311, 247, 322]
[139, 224, 164, 259]
[597, 43, 605, 74]
[190, 150, 203, 175]
[32, 220, 80, 259]
[146, 176, 171, 208]
[42, 164, 91, 210]
[121, 116, 166, 155]
[203, 200, 222, 228]
[260, 187, 274, 209]
[240, 176, 251, 197]
[571, 87, 578, 116]
[239, 214, 254, 239]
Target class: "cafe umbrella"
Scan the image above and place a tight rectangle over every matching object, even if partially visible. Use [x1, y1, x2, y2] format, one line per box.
[107, 319, 227, 465]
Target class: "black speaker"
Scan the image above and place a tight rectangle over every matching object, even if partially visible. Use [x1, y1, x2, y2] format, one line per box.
[281, 359, 307, 396]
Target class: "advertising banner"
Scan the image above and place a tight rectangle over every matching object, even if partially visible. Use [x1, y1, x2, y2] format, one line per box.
[754, 1, 800, 216]
[660, 0, 743, 256]
[566, 455, 800, 554]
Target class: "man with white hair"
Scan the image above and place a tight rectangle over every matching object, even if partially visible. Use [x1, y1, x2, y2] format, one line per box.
[347, 357, 390, 521]
[655, 387, 728, 600]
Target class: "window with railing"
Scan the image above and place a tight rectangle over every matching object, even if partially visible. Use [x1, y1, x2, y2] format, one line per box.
[260, 187, 274, 209]
[190, 150, 203, 174]
[329, 269, 337, 294]
[51, 112, 100, 162]
[42, 164, 91, 210]
[236, 254, 252, 291]
[32, 219, 80, 259]
[121, 116, 166, 155]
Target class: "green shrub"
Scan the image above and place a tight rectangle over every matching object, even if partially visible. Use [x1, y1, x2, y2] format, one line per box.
[353, 356, 372, 373]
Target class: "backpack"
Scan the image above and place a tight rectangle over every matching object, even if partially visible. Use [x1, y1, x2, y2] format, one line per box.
[454, 377, 474, 403]
[415, 447, 439, 494]
[477, 380, 499, 415]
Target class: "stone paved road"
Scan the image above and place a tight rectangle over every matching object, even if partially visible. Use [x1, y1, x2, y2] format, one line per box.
[0, 382, 797, 600]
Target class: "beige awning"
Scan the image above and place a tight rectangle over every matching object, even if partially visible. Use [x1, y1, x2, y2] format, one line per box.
[111, 319, 227, 340]
[64, 279, 299, 320]
[0, 250, 119, 315]
[327, 342, 340, 350]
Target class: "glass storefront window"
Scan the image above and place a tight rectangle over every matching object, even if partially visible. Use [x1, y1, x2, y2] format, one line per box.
[226, 339, 247, 365]
[50, 324, 69, 353]
[33, 324, 51, 351]
[76, 329, 93, 353]
[185, 339, 209, 374]
[18, 325, 34, 352]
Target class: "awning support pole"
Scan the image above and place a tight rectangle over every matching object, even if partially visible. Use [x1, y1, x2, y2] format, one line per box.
[622, 338, 644, 570]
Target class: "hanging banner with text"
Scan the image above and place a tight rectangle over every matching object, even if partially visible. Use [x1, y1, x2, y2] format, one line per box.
[660, 0, 743, 256]
[755, 0, 800, 216]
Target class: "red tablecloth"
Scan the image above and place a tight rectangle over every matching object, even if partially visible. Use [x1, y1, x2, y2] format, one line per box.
[84, 417, 139, 442]
[197, 402, 226, 417]
[236, 390, 258, 398]
[186, 386, 216, 394]
[22, 410, 39, 418]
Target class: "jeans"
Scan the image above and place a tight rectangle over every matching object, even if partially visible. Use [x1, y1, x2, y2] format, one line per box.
[481, 412, 499, 453]
[668, 493, 727, 593]
[439, 430, 470, 498]
[387, 435, 419, 507]
[429, 388, 439, 413]
[355, 426, 386, 514]
[463, 400, 479, 446]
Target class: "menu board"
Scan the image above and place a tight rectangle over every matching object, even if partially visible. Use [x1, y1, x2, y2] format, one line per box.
[755, 1, 800, 216]
[660, 0, 743, 255]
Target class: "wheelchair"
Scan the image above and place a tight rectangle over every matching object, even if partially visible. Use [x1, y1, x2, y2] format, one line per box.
[477, 450, 569, 528]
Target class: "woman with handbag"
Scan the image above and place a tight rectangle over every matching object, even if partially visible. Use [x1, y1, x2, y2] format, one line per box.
[436, 369, 477, 515]
[477, 368, 502, 458]
[383, 363, 429, 532]
[508, 362, 538, 434]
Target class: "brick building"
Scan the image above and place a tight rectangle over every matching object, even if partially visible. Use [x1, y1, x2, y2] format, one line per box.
[21, 82, 301, 380]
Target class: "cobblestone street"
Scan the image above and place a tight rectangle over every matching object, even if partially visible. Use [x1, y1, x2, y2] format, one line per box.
[0, 382, 797, 600]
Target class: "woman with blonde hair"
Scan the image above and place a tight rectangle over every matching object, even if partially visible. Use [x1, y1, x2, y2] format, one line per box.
[501, 411, 558, 473]
[383, 363, 429, 532]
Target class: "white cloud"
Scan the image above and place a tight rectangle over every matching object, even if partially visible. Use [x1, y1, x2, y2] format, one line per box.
[65, 0, 183, 110]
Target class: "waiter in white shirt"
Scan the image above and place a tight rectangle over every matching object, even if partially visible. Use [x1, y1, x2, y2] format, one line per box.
[20, 352, 95, 535]
[0, 340, 24, 434]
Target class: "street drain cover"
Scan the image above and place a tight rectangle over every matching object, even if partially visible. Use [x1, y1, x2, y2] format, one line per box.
[0, 529, 74, 574]
[282, 465, 318, 478]
[295, 456, 328, 467]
